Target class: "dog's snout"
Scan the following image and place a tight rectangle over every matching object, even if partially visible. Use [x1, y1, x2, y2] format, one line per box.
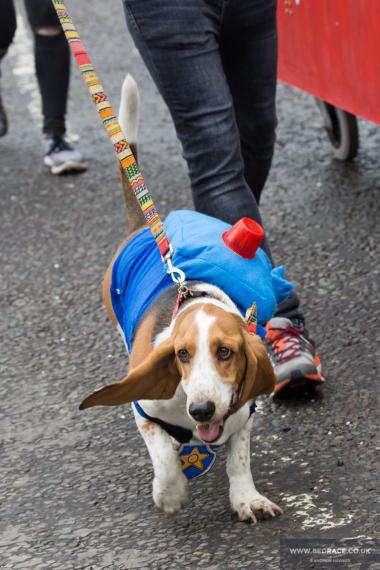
[189, 401, 216, 422]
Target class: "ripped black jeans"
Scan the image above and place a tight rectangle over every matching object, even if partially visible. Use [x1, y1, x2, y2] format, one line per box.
[0, 0, 70, 136]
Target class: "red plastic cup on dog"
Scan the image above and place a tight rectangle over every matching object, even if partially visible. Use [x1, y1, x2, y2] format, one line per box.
[222, 217, 265, 259]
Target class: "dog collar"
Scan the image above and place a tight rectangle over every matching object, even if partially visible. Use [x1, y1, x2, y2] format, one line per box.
[173, 287, 267, 339]
[172, 285, 209, 318]
[133, 401, 256, 479]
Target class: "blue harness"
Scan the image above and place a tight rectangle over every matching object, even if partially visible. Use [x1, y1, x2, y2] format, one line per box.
[133, 401, 257, 480]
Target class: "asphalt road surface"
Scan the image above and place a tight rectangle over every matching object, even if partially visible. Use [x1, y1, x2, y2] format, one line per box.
[1, 1, 379, 569]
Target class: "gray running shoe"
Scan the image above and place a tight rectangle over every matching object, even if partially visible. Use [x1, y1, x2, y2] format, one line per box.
[265, 317, 324, 398]
[44, 135, 87, 175]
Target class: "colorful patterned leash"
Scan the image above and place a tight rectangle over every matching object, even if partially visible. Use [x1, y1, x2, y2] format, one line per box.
[51, 0, 185, 286]
[246, 301, 266, 339]
[246, 301, 258, 334]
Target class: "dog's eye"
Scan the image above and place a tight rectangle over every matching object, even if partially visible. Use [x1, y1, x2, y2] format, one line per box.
[177, 349, 190, 363]
[217, 347, 232, 361]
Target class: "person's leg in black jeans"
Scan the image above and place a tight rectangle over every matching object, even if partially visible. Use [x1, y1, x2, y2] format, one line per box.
[0, 0, 17, 136]
[21, 0, 86, 173]
[221, 0, 277, 206]
[0, 0, 68, 140]
[123, 0, 323, 393]
[0, 0, 16, 56]
[23, 0, 69, 137]
[124, 0, 273, 253]
[220, 0, 302, 321]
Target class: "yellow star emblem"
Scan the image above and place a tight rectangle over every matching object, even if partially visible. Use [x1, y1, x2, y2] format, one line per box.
[181, 447, 209, 471]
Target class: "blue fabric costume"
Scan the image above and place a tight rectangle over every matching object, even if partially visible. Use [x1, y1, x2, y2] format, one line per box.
[110, 210, 294, 352]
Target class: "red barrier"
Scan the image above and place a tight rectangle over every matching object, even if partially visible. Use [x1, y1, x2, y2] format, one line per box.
[278, 0, 380, 126]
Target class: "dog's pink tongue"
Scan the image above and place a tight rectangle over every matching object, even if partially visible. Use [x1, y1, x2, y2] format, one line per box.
[196, 420, 223, 443]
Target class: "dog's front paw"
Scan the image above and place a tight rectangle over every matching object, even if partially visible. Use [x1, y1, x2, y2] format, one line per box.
[231, 492, 283, 523]
[153, 473, 189, 515]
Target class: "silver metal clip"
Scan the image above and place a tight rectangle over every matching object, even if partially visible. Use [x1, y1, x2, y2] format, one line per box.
[162, 246, 186, 286]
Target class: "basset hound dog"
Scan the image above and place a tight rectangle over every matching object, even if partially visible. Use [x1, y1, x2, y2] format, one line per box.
[80, 75, 283, 522]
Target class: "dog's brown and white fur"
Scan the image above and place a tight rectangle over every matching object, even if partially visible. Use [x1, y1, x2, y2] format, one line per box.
[80, 75, 283, 522]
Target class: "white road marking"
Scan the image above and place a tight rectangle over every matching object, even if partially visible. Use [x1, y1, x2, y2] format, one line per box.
[280, 492, 354, 530]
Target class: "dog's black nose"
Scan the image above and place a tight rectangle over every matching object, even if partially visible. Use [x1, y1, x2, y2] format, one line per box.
[189, 401, 216, 422]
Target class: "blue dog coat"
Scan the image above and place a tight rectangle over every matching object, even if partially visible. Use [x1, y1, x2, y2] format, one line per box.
[110, 210, 294, 352]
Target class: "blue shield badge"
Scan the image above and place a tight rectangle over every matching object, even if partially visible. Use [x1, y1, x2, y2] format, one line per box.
[179, 445, 217, 479]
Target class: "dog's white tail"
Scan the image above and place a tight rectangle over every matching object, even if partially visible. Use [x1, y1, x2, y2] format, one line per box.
[118, 74, 139, 146]
[117, 75, 145, 232]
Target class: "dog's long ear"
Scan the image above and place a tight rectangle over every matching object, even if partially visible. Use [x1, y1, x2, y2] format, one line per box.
[79, 338, 180, 409]
[235, 331, 275, 410]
